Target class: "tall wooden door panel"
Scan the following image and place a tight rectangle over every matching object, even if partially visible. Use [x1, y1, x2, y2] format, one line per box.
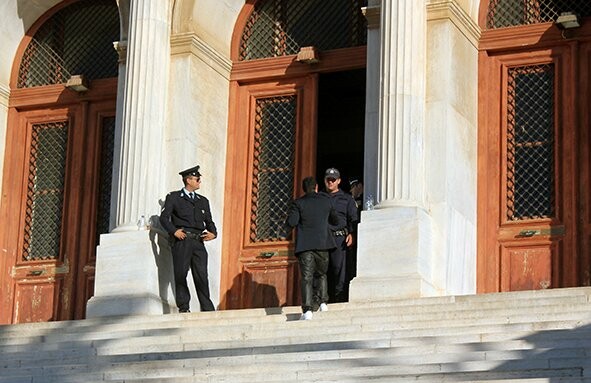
[0, 97, 115, 323]
[579, 42, 591, 286]
[479, 42, 590, 292]
[221, 76, 317, 309]
[12, 110, 76, 323]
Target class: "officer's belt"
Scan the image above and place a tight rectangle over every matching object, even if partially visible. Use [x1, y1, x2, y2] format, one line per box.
[333, 229, 348, 236]
[182, 229, 204, 240]
[184, 232, 202, 240]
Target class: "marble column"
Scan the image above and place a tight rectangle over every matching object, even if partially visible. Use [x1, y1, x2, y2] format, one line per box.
[87, 0, 176, 317]
[350, 0, 435, 301]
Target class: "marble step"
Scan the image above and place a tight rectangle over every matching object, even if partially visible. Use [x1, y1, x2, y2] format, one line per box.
[2, 351, 589, 383]
[1, 314, 590, 362]
[1, 288, 590, 383]
[1, 296, 590, 348]
[1, 286, 589, 339]
[2, 320, 591, 380]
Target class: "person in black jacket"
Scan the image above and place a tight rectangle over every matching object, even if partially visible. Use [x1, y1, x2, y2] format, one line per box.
[160, 165, 217, 313]
[285, 177, 343, 320]
[323, 168, 359, 303]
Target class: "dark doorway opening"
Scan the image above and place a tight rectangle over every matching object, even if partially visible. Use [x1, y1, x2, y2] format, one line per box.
[316, 68, 366, 192]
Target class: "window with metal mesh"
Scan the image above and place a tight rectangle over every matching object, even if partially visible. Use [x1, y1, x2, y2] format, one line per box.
[250, 96, 297, 242]
[17, 0, 119, 88]
[487, 0, 591, 29]
[95, 116, 115, 245]
[506, 64, 555, 221]
[23, 122, 69, 261]
[239, 0, 367, 61]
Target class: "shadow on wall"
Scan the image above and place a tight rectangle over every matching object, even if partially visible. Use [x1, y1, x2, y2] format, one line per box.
[149, 214, 175, 314]
[16, 0, 60, 32]
[16, 0, 129, 37]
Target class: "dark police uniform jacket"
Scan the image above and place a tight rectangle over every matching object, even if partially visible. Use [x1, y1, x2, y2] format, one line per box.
[285, 192, 344, 254]
[323, 189, 358, 235]
[160, 189, 217, 237]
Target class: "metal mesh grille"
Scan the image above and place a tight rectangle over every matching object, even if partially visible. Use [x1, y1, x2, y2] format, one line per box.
[250, 96, 297, 242]
[487, 0, 591, 29]
[95, 116, 115, 244]
[506, 64, 555, 220]
[23, 122, 69, 261]
[239, 0, 367, 61]
[17, 0, 119, 88]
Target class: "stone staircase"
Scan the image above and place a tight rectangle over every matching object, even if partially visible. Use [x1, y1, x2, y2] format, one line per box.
[1, 287, 591, 383]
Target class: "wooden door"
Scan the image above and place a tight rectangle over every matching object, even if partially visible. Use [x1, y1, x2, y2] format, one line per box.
[221, 75, 317, 309]
[579, 41, 591, 286]
[478, 37, 591, 291]
[0, 83, 116, 323]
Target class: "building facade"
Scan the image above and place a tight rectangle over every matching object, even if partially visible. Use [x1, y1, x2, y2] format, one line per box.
[0, 0, 588, 324]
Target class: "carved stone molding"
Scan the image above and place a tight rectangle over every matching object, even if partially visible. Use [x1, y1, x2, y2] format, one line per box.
[427, 0, 481, 48]
[170, 33, 232, 80]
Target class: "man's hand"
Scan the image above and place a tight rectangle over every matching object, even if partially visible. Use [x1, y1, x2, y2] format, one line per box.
[345, 233, 354, 247]
[174, 229, 186, 240]
[201, 230, 216, 241]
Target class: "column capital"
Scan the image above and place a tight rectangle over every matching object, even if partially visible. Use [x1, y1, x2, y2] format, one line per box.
[113, 40, 128, 64]
[362, 5, 381, 29]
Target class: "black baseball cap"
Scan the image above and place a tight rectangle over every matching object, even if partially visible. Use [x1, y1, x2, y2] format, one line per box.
[324, 167, 340, 179]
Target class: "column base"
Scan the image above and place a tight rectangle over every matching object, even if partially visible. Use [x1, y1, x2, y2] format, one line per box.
[349, 205, 440, 302]
[349, 275, 437, 302]
[86, 293, 168, 318]
[86, 230, 177, 318]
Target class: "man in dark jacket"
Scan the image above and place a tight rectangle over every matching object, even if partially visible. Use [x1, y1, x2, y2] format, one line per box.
[323, 167, 359, 303]
[285, 177, 343, 320]
[160, 165, 217, 313]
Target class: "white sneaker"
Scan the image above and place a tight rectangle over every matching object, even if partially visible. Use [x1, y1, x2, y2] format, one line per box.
[319, 303, 328, 312]
[300, 310, 313, 320]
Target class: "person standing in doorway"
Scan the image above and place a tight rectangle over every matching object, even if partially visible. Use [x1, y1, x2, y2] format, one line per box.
[347, 176, 363, 289]
[323, 168, 358, 302]
[160, 165, 217, 313]
[349, 176, 364, 217]
[285, 176, 343, 320]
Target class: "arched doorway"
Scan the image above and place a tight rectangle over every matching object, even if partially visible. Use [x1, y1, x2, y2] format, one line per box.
[478, 1, 591, 292]
[220, 0, 367, 309]
[0, 0, 120, 323]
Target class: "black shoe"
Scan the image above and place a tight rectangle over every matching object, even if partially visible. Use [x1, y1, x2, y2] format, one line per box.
[179, 308, 190, 313]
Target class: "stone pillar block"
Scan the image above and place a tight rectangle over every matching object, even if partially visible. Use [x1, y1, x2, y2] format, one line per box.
[86, 229, 176, 317]
[349, 206, 438, 302]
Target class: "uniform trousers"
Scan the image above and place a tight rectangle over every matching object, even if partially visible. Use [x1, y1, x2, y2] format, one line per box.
[297, 250, 329, 312]
[172, 237, 215, 311]
[328, 235, 347, 302]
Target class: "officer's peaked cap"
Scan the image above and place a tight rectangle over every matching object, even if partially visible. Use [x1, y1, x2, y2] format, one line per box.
[179, 165, 201, 178]
[324, 167, 340, 179]
[349, 177, 360, 186]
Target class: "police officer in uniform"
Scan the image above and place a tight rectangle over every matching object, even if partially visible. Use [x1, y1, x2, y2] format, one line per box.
[160, 165, 217, 312]
[323, 168, 358, 302]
